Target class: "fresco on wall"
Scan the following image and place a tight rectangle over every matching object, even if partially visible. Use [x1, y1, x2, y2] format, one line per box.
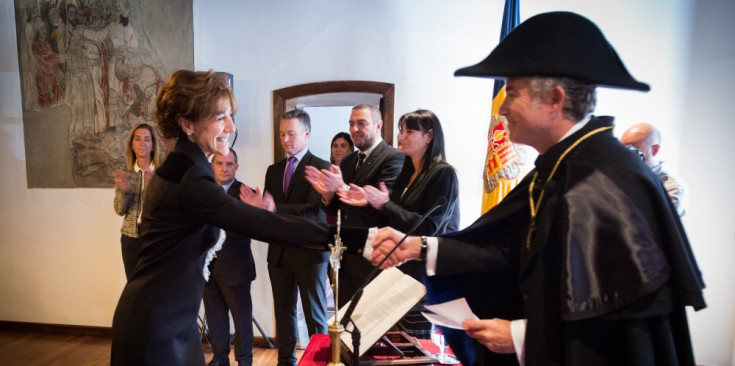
[14, 0, 193, 187]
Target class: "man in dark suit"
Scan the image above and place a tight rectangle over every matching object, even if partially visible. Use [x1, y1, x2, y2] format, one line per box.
[264, 109, 331, 366]
[305, 103, 404, 306]
[203, 149, 257, 366]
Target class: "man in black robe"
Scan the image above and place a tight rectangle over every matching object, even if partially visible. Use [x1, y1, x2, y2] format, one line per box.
[370, 11, 705, 366]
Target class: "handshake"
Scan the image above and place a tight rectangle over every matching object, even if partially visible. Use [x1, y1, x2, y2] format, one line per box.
[369, 227, 424, 269]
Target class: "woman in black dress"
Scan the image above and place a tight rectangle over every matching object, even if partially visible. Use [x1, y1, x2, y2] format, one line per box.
[110, 70, 364, 366]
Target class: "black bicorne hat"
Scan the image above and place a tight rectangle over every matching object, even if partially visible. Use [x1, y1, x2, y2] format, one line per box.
[454, 11, 650, 92]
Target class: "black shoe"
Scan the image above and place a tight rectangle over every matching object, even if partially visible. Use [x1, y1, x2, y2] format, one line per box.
[207, 361, 228, 366]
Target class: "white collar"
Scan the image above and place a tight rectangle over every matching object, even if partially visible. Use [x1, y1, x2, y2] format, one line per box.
[359, 139, 382, 159]
[557, 115, 592, 143]
[288, 148, 308, 162]
[134, 161, 155, 173]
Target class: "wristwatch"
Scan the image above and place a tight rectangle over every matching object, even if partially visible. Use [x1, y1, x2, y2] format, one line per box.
[419, 236, 428, 261]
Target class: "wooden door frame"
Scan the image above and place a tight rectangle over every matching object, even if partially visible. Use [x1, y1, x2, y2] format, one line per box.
[272, 80, 395, 162]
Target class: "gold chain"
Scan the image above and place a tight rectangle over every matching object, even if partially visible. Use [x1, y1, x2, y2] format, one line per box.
[526, 126, 613, 249]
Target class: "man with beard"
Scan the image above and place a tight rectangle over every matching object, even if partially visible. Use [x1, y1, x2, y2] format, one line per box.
[305, 103, 404, 306]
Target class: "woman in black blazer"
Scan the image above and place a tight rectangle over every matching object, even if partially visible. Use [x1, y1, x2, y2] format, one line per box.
[338, 109, 459, 243]
[338, 109, 460, 338]
[110, 70, 364, 366]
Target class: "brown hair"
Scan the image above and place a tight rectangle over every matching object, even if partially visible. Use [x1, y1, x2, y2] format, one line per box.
[155, 70, 238, 139]
[123, 123, 164, 171]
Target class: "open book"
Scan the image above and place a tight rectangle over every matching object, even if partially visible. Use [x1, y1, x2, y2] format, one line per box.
[329, 267, 427, 356]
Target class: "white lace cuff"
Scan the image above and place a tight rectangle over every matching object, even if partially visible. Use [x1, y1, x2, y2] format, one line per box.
[362, 227, 378, 261]
[203, 229, 226, 281]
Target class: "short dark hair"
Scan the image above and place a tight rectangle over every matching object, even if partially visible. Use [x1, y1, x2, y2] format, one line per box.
[281, 109, 311, 131]
[352, 103, 382, 123]
[212, 148, 238, 165]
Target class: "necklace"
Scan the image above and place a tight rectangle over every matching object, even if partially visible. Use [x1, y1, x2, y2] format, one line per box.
[526, 125, 613, 249]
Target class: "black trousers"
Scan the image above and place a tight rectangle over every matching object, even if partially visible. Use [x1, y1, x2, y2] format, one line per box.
[203, 269, 254, 365]
[268, 262, 329, 366]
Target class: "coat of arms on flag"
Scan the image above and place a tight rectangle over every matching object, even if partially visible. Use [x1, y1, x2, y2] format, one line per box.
[483, 114, 525, 195]
[479, 0, 525, 213]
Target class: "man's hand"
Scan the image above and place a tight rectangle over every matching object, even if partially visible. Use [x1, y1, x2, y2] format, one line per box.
[261, 191, 275, 212]
[305, 165, 344, 202]
[370, 227, 421, 268]
[462, 318, 515, 354]
[239, 184, 272, 210]
[337, 183, 368, 207]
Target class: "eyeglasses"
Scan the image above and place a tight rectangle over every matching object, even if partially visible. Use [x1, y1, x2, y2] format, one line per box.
[625, 145, 644, 161]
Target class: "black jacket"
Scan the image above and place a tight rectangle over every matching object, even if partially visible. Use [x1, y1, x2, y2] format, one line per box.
[110, 138, 366, 366]
[435, 116, 705, 366]
[265, 150, 331, 267]
[209, 179, 256, 284]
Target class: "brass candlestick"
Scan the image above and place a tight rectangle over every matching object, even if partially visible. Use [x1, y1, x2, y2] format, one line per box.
[327, 210, 344, 366]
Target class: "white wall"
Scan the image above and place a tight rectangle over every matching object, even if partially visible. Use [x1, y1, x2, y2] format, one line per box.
[0, 0, 732, 364]
[679, 1, 735, 365]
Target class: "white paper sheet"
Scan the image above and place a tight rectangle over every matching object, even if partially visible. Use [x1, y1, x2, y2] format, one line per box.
[421, 298, 479, 329]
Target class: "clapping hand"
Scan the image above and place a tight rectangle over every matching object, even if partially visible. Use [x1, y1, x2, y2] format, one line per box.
[304, 165, 344, 202]
[114, 170, 130, 193]
[239, 184, 275, 212]
[362, 182, 390, 210]
[337, 184, 368, 207]
[143, 170, 153, 188]
[261, 191, 275, 212]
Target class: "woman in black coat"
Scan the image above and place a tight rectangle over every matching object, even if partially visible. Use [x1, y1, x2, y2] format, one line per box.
[340, 110, 515, 365]
[338, 109, 459, 238]
[110, 70, 363, 366]
[338, 109, 460, 338]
